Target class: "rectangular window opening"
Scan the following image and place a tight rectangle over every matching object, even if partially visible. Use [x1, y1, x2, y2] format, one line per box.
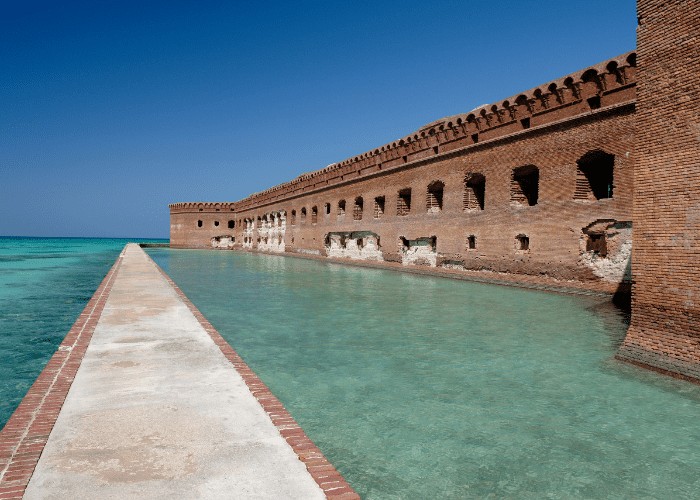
[426, 182, 444, 212]
[516, 235, 530, 251]
[464, 173, 486, 211]
[586, 233, 608, 257]
[511, 166, 539, 206]
[353, 198, 363, 221]
[587, 96, 601, 110]
[397, 188, 412, 216]
[374, 196, 385, 218]
[575, 151, 614, 200]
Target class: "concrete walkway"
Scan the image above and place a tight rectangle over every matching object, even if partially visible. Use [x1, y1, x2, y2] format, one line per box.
[23, 244, 326, 499]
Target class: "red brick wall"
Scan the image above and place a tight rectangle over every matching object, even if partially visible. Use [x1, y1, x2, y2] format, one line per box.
[170, 53, 636, 293]
[617, 1, 700, 380]
[170, 203, 237, 249]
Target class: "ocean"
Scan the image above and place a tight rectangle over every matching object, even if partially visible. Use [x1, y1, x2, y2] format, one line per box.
[0, 237, 165, 428]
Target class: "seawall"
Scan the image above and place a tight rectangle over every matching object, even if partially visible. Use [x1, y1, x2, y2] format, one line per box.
[0, 244, 357, 499]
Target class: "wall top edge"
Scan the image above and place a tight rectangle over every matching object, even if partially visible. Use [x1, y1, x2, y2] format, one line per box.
[170, 50, 636, 214]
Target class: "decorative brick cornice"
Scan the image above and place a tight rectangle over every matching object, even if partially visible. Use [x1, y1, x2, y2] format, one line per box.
[168, 202, 238, 214]
[230, 52, 636, 212]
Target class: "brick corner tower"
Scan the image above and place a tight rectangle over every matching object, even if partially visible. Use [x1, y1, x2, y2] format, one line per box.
[618, 0, 700, 380]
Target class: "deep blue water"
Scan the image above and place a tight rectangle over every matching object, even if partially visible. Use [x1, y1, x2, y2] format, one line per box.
[0, 237, 166, 428]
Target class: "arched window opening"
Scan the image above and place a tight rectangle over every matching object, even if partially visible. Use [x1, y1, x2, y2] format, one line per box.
[353, 197, 364, 221]
[511, 165, 539, 206]
[228, 220, 235, 229]
[311, 206, 318, 224]
[397, 188, 411, 216]
[324, 203, 331, 215]
[426, 181, 444, 212]
[214, 221, 220, 227]
[467, 235, 476, 250]
[300, 207, 307, 222]
[338, 200, 346, 217]
[464, 173, 485, 211]
[197, 220, 202, 228]
[291, 210, 297, 225]
[575, 150, 614, 200]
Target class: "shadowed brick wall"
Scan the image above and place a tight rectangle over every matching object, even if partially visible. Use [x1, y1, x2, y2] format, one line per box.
[617, 1, 700, 380]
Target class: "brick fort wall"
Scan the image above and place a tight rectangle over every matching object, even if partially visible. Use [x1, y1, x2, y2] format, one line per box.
[171, 53, 637, 295]
[617, 0, 700, 381]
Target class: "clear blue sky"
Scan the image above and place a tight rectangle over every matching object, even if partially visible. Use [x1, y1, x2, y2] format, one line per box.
[0, 0, 636, 238]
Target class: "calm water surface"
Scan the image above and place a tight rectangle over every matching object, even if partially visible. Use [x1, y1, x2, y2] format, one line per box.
[148, 248, 700, 499]
[0, 237, 164, 428]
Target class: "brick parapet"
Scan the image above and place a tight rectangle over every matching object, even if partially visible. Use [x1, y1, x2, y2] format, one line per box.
[168, 201, 237, 214]
[233, 52, 635, 211]
[235, 101, 635, 212]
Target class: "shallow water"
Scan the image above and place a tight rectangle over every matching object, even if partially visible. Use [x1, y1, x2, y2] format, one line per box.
[147, 248, 700, 499]
[0, 237, 165, 428]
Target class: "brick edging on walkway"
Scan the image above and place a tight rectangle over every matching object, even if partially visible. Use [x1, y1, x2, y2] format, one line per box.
[0, 247, 125, 499]
[148, 254, 360, 500]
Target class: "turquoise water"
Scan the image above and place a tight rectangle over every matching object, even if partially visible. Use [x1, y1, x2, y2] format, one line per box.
[0, 237, 165, 428]
[149, 248, 700, 499]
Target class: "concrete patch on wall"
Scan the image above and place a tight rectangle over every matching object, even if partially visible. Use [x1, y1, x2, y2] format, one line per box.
[325, 231, 383, 261]
[210, 236, 235, 249]
[579, 220, 632, 283]
[441, 260, 466, 271]
[400, 236, 437, 267]
[242, 218, 254, 249]
[255, 211, 286, 253]
[297, 248, 321, 256]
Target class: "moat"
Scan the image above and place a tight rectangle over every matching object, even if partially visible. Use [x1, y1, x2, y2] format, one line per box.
[148, 248, 700, 499]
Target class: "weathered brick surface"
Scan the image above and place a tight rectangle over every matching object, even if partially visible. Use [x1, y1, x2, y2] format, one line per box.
[617, 0, 700, 381]
[171, 54, 637, 295]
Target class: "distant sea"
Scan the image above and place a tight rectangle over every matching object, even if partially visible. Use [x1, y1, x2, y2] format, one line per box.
[0, 237, 167, 429]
